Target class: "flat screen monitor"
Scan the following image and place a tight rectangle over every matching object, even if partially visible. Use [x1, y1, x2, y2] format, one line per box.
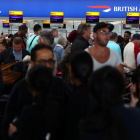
[123, 24, 131, 29]
[3, 23, 10, 28]
[86, 16, 99, 24]
[9, 15, 23, 23]
[50, 15, 63, 23]
[126, 13, 139, 24]
[43, 24, 50, 28]
[58, 24, 66, 29]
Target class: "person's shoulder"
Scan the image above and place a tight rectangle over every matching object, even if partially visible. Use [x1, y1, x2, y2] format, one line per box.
[16, 78, 28, 87]
[2, 47, 12, 53]
[134, 42, 139, 48]
[22, 48, 30, 54]
[114, 106, 140, 115]
[22, 104, 40, 118]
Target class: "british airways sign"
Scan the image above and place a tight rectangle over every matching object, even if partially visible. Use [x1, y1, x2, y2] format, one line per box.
[0, 0, 140, 18]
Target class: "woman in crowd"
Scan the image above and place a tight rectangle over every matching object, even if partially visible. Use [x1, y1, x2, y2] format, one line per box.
[0, 39, 9, 53]
[80, 66, 140, 140]
[8, 65, 59, 140]
[129, 65, 140, 107]
[58, 30, 77, 82]
[65, 50, 93, 140]
[53, 36, 67, 62]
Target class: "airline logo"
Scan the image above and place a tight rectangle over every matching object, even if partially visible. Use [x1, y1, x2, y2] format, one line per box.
[87, 6, 111, 12]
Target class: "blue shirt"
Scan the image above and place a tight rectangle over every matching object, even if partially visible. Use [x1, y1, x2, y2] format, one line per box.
[26, 35, 39, 53]
[107, 41, 122, 58]
[54, 45, 64, 62]
[13, 49, 22, 61]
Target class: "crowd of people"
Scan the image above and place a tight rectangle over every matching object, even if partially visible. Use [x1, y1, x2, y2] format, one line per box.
[0, 22, 140, 140]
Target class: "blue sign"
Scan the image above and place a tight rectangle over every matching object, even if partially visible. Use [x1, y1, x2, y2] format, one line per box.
[0, 0, 140, 18]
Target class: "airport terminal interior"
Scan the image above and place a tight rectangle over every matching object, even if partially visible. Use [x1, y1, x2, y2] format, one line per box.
[1, 1, 140, 140]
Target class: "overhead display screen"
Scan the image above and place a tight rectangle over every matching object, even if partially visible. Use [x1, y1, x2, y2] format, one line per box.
[0, 1, 140, 18]
[50, 12, 64, 23]
[3, 21, 10, 28]
[123, 22, 131, 29]
[9, 11, 23, 23]
[126, 12, 139, 24]
[86, 12, 100, 24]
[23, 21, 26, 25]
[43, 21, 50, 28]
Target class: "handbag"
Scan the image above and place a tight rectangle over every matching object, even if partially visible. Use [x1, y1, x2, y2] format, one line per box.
[1, 62, 21, 85]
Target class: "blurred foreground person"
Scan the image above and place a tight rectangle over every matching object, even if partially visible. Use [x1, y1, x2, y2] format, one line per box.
[80, 66, 140, 140]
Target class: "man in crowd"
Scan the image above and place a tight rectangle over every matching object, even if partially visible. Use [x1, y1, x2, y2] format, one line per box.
[26, 24, 42, 53]
[85, 22, 125, 80]
[0, 66, 3, 96]
[51, 29, 58, 48]
[119, 31, 131, 61]
[71, 23, 91, 52]
[1, 44, 71, 140]
[123, 34, 140, 70]
[0, 37, 30, 65]
[107, 32, 122, 59]
[10, 25, 28, 49]
[37, 30, 57, 75]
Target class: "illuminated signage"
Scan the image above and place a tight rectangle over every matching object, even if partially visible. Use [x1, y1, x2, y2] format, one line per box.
[123, 22, 131, 29]
[126, 12, 139, 24]
[3, 21, 9, 28]
[50, 12, 64, 23]
[86, 12, 100, 24]
[23, 21, 26, 25]
[9, 11, 23, 23]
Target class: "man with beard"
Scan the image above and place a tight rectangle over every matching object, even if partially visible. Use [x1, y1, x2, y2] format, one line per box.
[119, 31, 131, 61]
[85, 22, 125, 80]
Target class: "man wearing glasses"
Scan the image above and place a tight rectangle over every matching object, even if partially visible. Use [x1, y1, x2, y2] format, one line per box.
[1, 44, 71, 140]
[85, 22, 125, 80]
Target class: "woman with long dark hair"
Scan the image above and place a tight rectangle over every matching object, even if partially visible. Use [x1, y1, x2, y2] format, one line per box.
[80, 66, 140, 140]
[9, 65, 58, 140]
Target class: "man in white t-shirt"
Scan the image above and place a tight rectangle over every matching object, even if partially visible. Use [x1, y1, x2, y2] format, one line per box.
[85, 22, 125, 80]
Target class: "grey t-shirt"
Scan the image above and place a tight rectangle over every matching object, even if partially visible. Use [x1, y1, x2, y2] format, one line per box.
[85, 48, 122, 71]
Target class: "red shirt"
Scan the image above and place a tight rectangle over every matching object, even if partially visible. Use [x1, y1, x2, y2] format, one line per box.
[18, 34, 26, 49]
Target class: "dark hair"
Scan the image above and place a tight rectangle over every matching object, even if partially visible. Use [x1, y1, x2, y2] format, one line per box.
[0, 39, 10, 49]
[19, 25, 28, 30]
[69, 50, 93, 84]
[77, 24, 90, 36]
[80, 66, 128, 140]
[8, 34, 13, 38]
[13, 37, 22, 45]
[33, 24, 42, 32]
[132, 65, 140, 98]
[27, 65, 58, 138]
[31, 44, 53, 61]
[110, 32, 117, 40]
[125, 31, 131, 37]
[117, 35, 124, 44]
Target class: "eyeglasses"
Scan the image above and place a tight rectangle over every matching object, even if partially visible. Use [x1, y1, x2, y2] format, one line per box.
[101, 30, 112, 36]
[35, 59, 55, 65]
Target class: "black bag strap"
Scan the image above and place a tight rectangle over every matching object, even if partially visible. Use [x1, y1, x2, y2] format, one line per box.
[29, 35, 38, 49]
